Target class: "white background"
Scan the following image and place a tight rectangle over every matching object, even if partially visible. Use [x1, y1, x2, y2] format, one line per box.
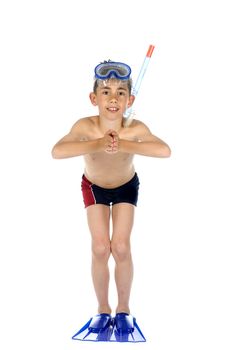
[1, 1, 233, 349]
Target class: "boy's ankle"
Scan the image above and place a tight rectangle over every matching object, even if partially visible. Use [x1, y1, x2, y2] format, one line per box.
[115, 306, 130, 315]
[98, 305, 112, 315]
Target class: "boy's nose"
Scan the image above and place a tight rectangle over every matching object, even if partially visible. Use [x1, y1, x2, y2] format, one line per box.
[109, 94, 118, 102]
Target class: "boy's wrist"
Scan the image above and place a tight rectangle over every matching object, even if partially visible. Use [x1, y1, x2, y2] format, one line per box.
[119, 139, 132, 153]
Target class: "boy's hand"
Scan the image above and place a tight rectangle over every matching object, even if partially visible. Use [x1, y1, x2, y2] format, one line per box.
[101, 130, 120, 154]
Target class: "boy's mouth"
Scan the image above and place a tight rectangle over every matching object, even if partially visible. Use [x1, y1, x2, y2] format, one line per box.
[107, 107, 119, 112]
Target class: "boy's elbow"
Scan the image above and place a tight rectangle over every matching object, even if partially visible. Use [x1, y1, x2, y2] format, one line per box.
[157, 144, 171, 158]
[51, 145, 62, 159]
[163, 144, 171, 157]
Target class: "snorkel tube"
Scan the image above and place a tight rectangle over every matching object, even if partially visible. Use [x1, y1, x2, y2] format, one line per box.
[124, 44, 155, 127]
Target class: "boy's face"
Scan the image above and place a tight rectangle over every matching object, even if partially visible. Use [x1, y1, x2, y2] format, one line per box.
[90, 79, 135, 120]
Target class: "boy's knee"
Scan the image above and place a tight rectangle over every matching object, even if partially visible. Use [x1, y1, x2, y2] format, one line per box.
[92, 240, 111, 260]
[111, 240, 131, 262]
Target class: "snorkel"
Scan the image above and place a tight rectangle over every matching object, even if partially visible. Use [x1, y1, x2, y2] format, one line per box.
[124, 44, 155, 127]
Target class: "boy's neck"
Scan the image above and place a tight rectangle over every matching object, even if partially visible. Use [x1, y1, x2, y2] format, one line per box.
[98, 115, 124, 134]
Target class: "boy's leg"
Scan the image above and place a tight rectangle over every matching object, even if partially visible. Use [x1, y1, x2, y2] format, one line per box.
[86, 204, 112, 314]
[111, 203, 135, 314]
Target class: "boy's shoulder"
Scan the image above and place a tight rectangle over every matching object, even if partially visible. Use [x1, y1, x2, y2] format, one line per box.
[124, 118, 155, 141]
[68, 116, 99, 140]
[127, 118, 151, 131]
[71, 115, 98, 129]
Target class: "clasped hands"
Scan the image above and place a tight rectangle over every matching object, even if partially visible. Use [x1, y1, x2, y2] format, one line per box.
[99, 129, 120, 154]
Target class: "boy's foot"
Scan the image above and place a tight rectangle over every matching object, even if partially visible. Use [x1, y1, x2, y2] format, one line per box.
[114, 312, 134, 334]
[89, 313, 112, 333]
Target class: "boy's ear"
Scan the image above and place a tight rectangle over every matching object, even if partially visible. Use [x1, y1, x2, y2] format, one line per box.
[127, 95, 135, 108]
[89, 92, 97, 106]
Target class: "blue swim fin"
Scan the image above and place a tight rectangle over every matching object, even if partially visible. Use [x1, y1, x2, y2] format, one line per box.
[109, 312, 146, 342]
[72, 313, 113, 342]
[72, 312, 146, 342]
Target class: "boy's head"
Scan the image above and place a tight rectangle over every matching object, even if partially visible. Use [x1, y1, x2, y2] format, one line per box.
[93, 60, 133, 94]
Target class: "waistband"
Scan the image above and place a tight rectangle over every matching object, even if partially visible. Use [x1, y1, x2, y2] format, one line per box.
[82, 173, 138, 190]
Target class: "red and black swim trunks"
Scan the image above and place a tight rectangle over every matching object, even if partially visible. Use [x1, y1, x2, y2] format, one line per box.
[81, 173, 140, 208]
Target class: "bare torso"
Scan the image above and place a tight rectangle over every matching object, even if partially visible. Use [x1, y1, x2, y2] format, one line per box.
[83, 116, 137, 188]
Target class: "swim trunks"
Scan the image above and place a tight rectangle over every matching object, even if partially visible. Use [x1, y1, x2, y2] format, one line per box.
[81, 173, 140, 208]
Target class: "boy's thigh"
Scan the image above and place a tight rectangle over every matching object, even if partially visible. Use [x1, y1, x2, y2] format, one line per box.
[112, 203, 135, 240]
[86, 204, 111, 239]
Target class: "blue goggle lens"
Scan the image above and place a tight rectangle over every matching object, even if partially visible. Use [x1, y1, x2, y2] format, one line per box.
[95, 62, 131, 80]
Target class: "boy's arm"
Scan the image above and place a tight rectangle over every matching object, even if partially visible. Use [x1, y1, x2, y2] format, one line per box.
[51, 119, 115, 159]
[52, 138, 98, 159]
[120, 122, 171, 158]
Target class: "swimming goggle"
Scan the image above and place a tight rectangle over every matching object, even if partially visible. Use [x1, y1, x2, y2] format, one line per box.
[94, 61, 131, 81]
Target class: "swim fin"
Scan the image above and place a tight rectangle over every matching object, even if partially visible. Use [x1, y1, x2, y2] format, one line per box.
[72, 312, 146, 342]
[110, 312, 146, 342]
[72, 313, 113, 341]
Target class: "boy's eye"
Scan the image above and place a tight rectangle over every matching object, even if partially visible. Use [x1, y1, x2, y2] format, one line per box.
[101, 90, 126, 96]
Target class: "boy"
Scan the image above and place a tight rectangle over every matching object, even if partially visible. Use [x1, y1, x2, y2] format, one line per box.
[52, 61, 171, 341]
